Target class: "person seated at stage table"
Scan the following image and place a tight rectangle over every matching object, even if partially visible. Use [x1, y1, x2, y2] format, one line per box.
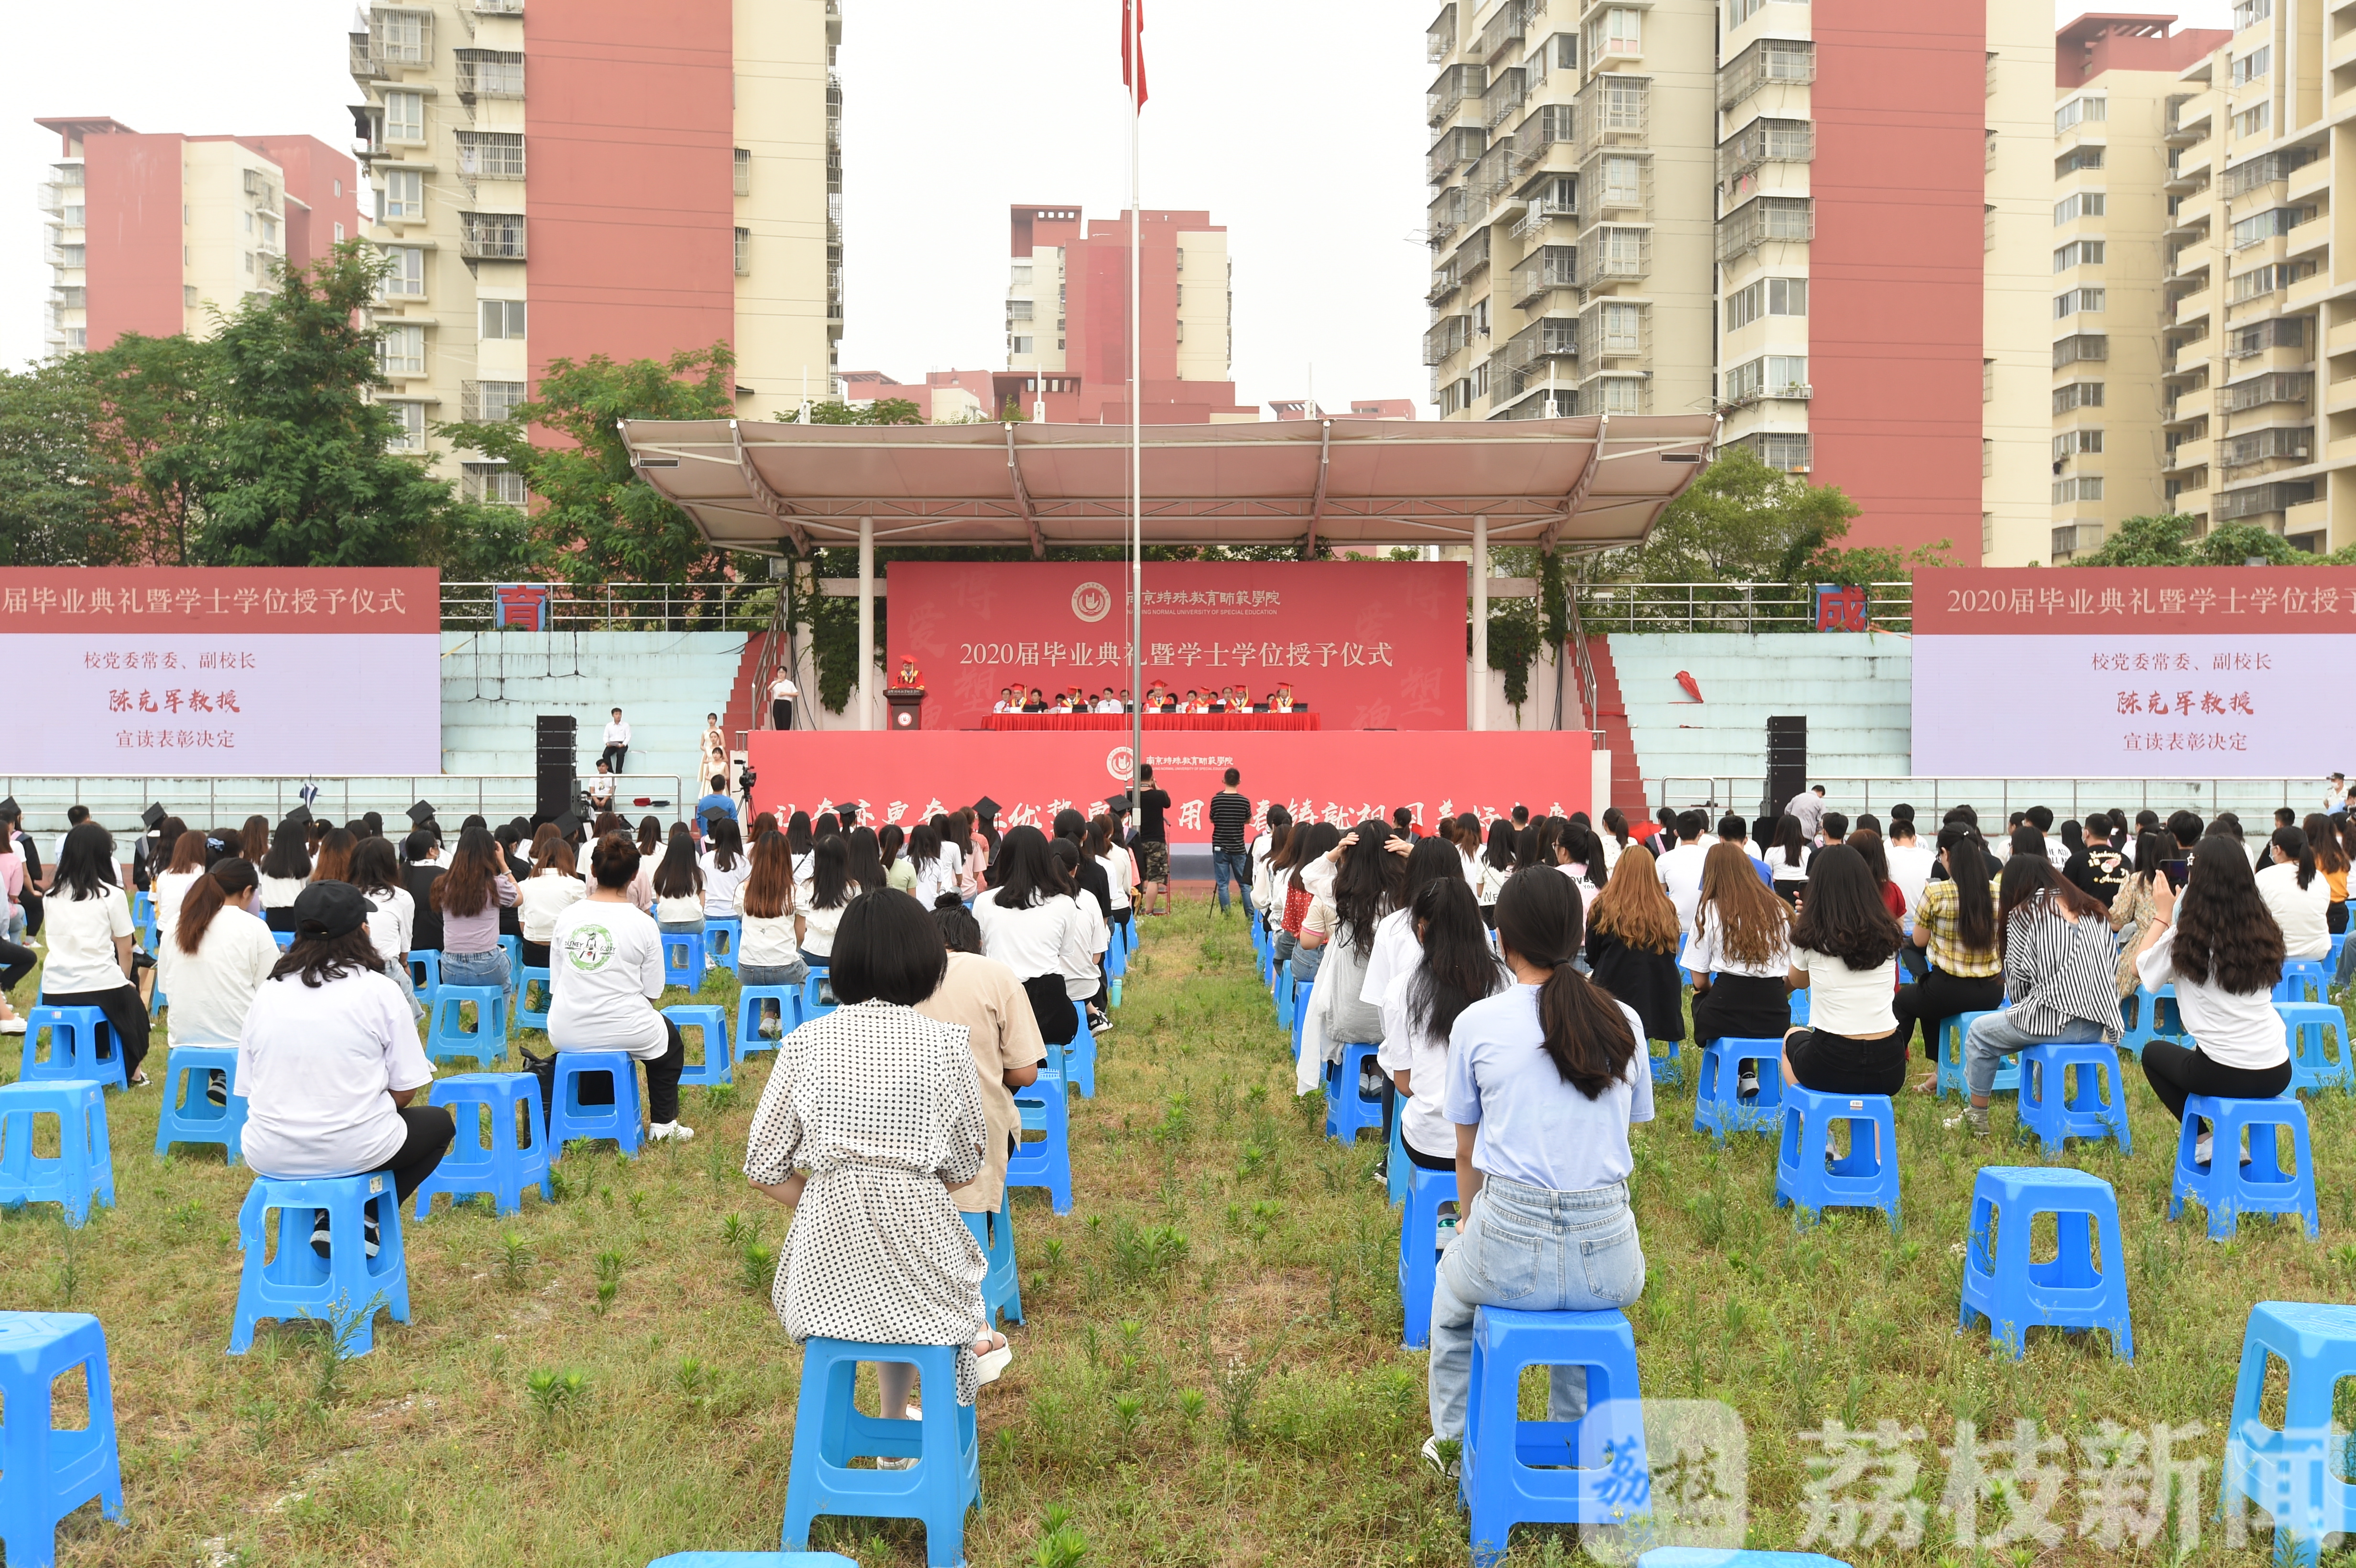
[1275, 683, 1298, 711]
[1024, 687, 1048, 712]
[1096, 688, 1122, 714]
[1049, 692, 1073, 714]
[993, 688, 1017, 715]
[1118, 687, 1133, 709]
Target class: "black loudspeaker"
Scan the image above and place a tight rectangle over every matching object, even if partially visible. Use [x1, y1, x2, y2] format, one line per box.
[535, 715, 578, 818]
[1764, 714, 1808, 825]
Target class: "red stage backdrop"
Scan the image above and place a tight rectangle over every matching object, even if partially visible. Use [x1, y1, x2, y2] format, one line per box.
[1912, 566, 2356, 777]
[747, 730, 1591, 844]
[886, 560, 1468, 731]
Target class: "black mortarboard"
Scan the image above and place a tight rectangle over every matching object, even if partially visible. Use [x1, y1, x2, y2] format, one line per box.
[280, 803, 313, 830]
[142, 803, 166, 829]
[1104, 795, 1132, 815]
[553, 810, 582, 840]
[405, 799, 436, 826]
[0, 796, 18, 819]
[973, 795, 1001, 818]
[836, 800, 860, 824]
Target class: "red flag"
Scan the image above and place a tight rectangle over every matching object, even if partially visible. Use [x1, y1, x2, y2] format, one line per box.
[1123, 0, 1147, 108]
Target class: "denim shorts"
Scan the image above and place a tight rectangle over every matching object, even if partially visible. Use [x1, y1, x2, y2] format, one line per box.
[740, 960, 808, 991]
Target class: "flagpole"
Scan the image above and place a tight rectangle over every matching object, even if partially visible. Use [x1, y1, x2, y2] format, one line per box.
[1126, 0, 1144, 831]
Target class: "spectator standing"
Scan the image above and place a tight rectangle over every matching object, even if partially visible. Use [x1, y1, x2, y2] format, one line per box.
[1208, 768, 1253, 917]
[770, 670, 799, 730]
[1134, 766, 1172, 918]
[601, 708, 631, 774]
[1784, 785, 1828, 842]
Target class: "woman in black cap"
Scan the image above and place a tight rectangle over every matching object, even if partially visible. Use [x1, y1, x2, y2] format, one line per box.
[236, 881, 453, 1255]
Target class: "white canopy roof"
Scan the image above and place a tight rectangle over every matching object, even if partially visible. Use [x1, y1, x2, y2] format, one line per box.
[618, 414, 1716, 555]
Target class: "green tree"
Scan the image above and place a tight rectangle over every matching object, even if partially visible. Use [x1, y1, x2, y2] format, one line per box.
[2066, 512, 2356, 566]
[0, 359, 131, 565]
[795, 397, 926, 426]
[187, 242, 478, 566]
[450, 341, 742, 596]
[1605, 446, 1867, 582]
[71, 333, 218, 565]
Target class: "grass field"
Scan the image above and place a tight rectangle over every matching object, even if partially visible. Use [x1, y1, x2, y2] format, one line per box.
[6, 897, 2355, 1567]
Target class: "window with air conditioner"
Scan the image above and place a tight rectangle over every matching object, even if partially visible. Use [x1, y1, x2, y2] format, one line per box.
[383, 91, 425, 143]
[384, 402, 426, 452]
[480, 298, 527, 338]
[2054, 287, 2106, 317]
[379, 325, 426, 376]
[380, 246, 426, 297]
[382, 169, 425, 221]
[1724, 354, 1806, 403]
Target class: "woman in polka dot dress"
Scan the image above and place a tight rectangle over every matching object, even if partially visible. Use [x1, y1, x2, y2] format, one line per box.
[744, 889, 1012, 1409]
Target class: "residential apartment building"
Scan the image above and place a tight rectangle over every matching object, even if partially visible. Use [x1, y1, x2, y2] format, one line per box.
[1423, 0, 2052, 561]
[1004, 205, 1255, 424]
[346, 0, 840, 500]
[2062, 2, 2344, 556]
[32, 118, 357, 356]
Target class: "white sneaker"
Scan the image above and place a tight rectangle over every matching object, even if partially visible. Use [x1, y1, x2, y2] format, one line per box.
[647, 1121, 696, 1143]
[2195, 1132, 2214, 1166]
[0, 1017, 24, 1034]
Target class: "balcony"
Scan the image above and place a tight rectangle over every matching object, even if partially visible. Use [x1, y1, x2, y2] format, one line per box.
[1426, 2, 1457, 64]
[1423, 314, 1470, 366]
[350, 36, 387, 78]
[1427, 125, 1485, 183]
[1514, 104, 1574, 170]
[2220, 425, 2313, 468]
[1582, 150, 1650, 221]
[458, 211, 526, 260]
[1716, 116, 1813, 183]
[2225, 370, 2312, 412]
[1574, 75, 1647, 156]
[1509, 244, 1578, 306]
[1719, 38, 1814, 113]
[1497, 316, 1578, 376]
[1508, 180, 1577, 240]
[1715, 195, 1812, 262]
[456, 49, 525, 100]
[1484, 66, 1527, 130]
[1476, 0, 1527, 63]
[1427, 63, 1486, 127]
[474, 0, 524, 11]
[2217, 479, 2315, 519]
[368, 10, 433, 66]
[1451, 225, 1492, 279]
[1578, 228, 1650, 287]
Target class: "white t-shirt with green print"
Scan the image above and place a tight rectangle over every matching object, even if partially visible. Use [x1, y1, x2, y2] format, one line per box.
[547, 897, 669, 1058]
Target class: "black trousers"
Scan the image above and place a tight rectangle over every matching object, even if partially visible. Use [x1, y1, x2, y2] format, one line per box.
[2139, 1040, 2294, 1125]
[772, 698, 794, 730]
[1892, 969, 2006, 1061]
[643, 1018, 687, 1123]
[378, 1104, 458, 1203]
[0, 937, 35, 993]
[40, 983, 152, 1080]
[601, 744, 628, 774]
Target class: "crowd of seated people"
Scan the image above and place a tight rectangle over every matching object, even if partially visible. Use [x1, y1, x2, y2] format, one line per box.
[989, 680, 1309, 714]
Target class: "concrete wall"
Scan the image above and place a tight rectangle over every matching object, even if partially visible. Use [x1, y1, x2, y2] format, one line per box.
[439, 630, 746, 788]
[1606, 630, 1914, 796]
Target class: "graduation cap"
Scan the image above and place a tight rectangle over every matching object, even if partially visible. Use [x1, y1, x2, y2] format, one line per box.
[405, 799, 436, 827]
[836, 800, 861, 824]
[973, 795, 1002, 818]
[142, 803, 167, 830]
[0, 796, 18, 821]
[1104, 794, 1132, 815]
[552, 809, 582, 840]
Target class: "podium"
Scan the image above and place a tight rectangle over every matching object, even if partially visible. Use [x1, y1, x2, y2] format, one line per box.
[884, 687, 927, 730]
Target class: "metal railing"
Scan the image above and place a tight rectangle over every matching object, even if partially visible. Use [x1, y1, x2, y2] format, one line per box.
[0, 775, 691, 836]
[439, 581, 771, 630]
[1575, 581, 1915, 634]
[1654, 775, 2335, 823]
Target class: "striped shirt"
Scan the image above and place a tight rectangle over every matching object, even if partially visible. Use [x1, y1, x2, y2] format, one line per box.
[1208, 791, 1253, 852]
[1913, 876, 2003, 979]
[1999, 891, 2125, 1043]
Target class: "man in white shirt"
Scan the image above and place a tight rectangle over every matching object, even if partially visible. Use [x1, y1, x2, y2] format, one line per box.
[2328, 773, 2348, 817]
[1655, 810, 1710, 938]
[601, 708, 631, 774]
[1784, 785, 1827, 842]
[585, 761, 616, 811]
[1716, 813, 1773, 887]
[2022, 805, 2070, 869]
[769, 673, 799, 731]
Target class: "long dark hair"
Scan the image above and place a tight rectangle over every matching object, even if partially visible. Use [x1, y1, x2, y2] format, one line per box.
[260, 821, 311, 882]
[2132, 829, 2171, 890]
[55, 822, 116, 900]
[2303, 814, 2349, 876]
[807, 834, 854, 911]
[878, 823, 905, 870]
[432, 826, 504, 916]
[2270, 825, 2317, 891]
[1401, 835, 1464, 911]
[652, 824, 702, 900]
[1287, 823, 1342, 893]
[1790, 844, 1902, 969]
[1775, 814, 1808, 868]
[989, 825, 1060, 910]
[910, 822, 943, 870]
[1935, 821, 1995, 951]
[706, 817, 745, 873]
[2171, 834, 2285, 993]
[1482, 818, 1516, 872]
[637, 814, 662, 858]
[786, 810, 815, 856]
[177, 858, 259, 955]
[349, 836, 402, 898]
[846, 826, 886, 892]
[1493, 863, 1636, 1099]
[1332, 822, 1405, 958]
[1403, 876, 1504, 1045]
[1995, 851, 2104, 959]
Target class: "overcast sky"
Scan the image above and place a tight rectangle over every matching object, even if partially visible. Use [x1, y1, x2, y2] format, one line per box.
[1, 0, 2238, 414]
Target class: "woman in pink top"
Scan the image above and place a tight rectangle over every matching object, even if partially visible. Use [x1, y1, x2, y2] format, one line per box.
[0, 841, 30, 1030]
[429, 826, 519, 996]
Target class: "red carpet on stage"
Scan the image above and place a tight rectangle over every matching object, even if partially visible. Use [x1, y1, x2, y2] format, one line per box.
[982, 713, 1320, 732]
[748, 729, 1591, 842]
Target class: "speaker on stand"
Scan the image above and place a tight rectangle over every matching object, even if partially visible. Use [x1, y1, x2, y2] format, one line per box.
[535, 715, 578, 821]
[1764, 715, 1807, 827]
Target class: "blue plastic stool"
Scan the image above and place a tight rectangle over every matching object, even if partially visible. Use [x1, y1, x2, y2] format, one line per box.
[550, 1050, 644, 1158]
[1773, 1086, 1899, 1229]
[426, 985, 509, 1070]
[1386, 1111, 1411, 1205]
[2170, 1094, 2320, 1241]
[229, 1172, 410, 1357]
[1067, 1004, 1098, 1099]
[0, 1312, 125, 1568]
[1788, 987, 1810, 1027]
[272, 929, 295, 951]
[703, 916, 742, 974]
[1936, 1010, 2018, 1099]
[663, 931, 707, 993]
[1289, 980, 1309, 1061]
[962, 1188, 1024, 1329]
[2275, 958, 2329, 1005]
[1397, 1162, 1456, 1349]
[407, 950, 442, 1009]
[800, 969, 836, 1023]
[1274, 960, 1295, 1030]
[1959, 1166, 2132, 1360]
[130, 889, 153, 933]
[516, 966, 553, 1032]
[413, 1073, 550, 1220]
[149, 982, 168, 1022]
[668, 1004, 733, 1088]
[0, 1081, 114, 1227]
[2222, 1302, 2356, 1556]
[1108, 931, 1128, 985]
[781, 1337, 980, 1568]
[1006, 1067, 1074, 1215]
[21, 1005, 124, 1090]
[736, 985, 801, 1059]
[1324, 1042, 1385, 1143]
[649, 1557, 859, 1567]
[2017, 1039, 2133, 1154]
[1648, 1039, 1683, 1089]
[499, 934, 522, 977]
[2117, 985, 2184, 1059]
[1459, 1307, 1650, 1568]
[2278, 1002, 2350, 1096]
[1691, 1039, 1783, 1138]
[152, 1044, 247, 1164]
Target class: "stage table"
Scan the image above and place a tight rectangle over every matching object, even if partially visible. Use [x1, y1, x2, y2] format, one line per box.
[983, 713, 1320, 732]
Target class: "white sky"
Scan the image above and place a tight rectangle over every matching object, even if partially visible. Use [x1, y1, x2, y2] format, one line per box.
[1, 0, 2240, 413]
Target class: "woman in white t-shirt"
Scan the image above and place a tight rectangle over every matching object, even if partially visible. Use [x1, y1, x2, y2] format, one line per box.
[1768, 815, 1813, 905]
[734, 832, 809, 1038]
[257, 821, 311, 932]
[1475, 821, 1516, 923]
[1088, 815, 1135, 945]
[796, 836, 859, 968]
[1378, 874, 1507, 1179]
[518, 838, 588, 967]
[161, 858, 280, 1052]
[547, 833, 694, 1143]
[2256, 824, 2331, 961]
[1779, 845, 1906, 1099]
[348, 837, 421, 1015]
[41, 822, 151, 1083]
[2135, 836, 2294, 1162]
[908, 823, 959, 909]
[236, 881, 455, 1255]
[971, 827, 1093, 1050]
[699, 817, 752, 920]
[1685, 842, 1793, 1048]
[152, 827, 209, 940]
[650, 824, 706, 934]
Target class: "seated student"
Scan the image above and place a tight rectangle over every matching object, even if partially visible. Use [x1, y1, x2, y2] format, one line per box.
[1582, 844, 1686, 1050]
[2134, 835, 2293, 1160]
[1780, 844, 1907, 1099]
[1685, 842, 1792, 1047]
[2256, 824, 2331, 961]
[1947, 852, 2122, 1136]
[348, 837, 420, 1013]
[1847, 828, 1909, 920]
[42, 822, 153, 1083]
[735, 832, 809, 1038]
[1379, 875, 1508, 1182]
[651, 825, 706, 936]
[153, 825, 210, 940]
[547, 833, 695, 1143]
[1422, 867, 1650, 1473]
[518, 837, 587, 969]
[236, 882, 455, 1256]
[2302, 813, 2349, 936]
[971, 827, 1094, 1046]
[1893, 822, 2005, 1089]
[1767, 815, 1815, 904]
[796, 835, 859, 969]
[162, 860, 281, 1102]
[432, 827, 518, 998]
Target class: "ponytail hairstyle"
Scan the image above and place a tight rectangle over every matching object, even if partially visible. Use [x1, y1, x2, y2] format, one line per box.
[2271, 824, 2318, 891]
[1934, 821, 1995, 952]
[1401, 835, 1465, 910]
[2303, 814, 2348, 877]
[878, 823, 905, 870]
[176, 857, 259, 955]
[1079, 816, 1111, 860]
[1601, 806, 1631, 850]
[1493, 860, 1637, 1099]
[1402, 876, 1505, 1045]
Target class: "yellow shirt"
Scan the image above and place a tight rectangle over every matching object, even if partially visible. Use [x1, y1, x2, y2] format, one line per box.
[1913, 876, 2003, 979]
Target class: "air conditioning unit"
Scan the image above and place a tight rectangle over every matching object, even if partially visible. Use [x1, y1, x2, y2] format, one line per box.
[1773, 383, 1813, 400]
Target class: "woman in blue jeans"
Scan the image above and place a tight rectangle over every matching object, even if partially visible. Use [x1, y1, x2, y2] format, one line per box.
[429, 826, 518, 998]
[1424, 864, 1651, 1473]
[1949, 852, 2121, 1137]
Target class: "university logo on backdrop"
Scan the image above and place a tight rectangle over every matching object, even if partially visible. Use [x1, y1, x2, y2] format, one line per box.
[1071, 582, 1114, 624]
